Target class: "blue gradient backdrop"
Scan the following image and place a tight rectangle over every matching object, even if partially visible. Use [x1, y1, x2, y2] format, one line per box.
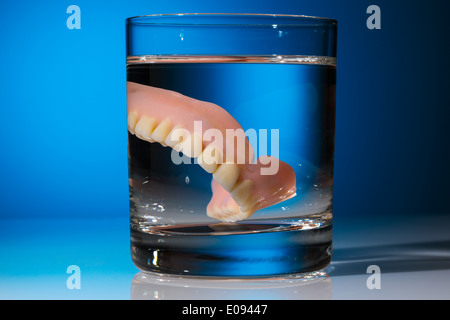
[0, 0, 449, 221]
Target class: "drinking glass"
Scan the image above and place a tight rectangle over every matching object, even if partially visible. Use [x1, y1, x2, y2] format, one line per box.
[126, 13, 337, 278]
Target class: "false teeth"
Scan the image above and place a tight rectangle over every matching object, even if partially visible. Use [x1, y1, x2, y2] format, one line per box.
[127, 111, 139, 134]
[164, 125, 190, 150]
[134, 116, 157, 141]
[212, 162, 240, 192]
[151, 119, 172, 145]
[197, 144, 223, 173]
[127, 82, 297, 222]
[180, 132, 203, 158]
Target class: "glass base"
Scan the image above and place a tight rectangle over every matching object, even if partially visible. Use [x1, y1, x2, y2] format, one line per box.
[130, 215, 332, 278]
[130, 269, 332, 299]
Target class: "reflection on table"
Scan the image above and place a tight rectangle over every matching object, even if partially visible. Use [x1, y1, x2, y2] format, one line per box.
[131, 270, 332, 300]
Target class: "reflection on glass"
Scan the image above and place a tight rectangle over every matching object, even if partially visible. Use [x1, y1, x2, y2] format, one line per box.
[130, 270, 332, 300]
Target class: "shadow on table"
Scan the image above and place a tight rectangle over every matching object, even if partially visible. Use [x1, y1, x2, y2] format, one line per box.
[329, 240, 450, 277]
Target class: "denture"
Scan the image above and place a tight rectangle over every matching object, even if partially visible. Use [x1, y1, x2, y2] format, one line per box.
[127, 81, 297, 222]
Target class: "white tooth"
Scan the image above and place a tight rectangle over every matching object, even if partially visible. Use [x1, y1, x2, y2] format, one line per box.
[230, 179, 253, 208]
[151, 119, 172, 144]
[180, 132, 203, 158]
[207, 203, 222, 218]
[198, 144, 223, 173]
[134, 116, 157, 141]
[212, 163, 239, 192]
[127, 111, 139, 134]
[207, 194, 256, 222]
[240, 196, 258, 213]
[164, 126, 190, 151]
[219, 209, 242, 222]
[234, 208, 256, 222]
[207, 208, 220, 220]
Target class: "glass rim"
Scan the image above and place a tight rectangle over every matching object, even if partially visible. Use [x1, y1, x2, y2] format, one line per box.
[126, 13, 337, 27]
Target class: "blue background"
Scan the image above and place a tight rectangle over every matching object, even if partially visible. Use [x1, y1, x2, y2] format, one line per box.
[1, 0, 450, 300]
[1, 0, 449, 220]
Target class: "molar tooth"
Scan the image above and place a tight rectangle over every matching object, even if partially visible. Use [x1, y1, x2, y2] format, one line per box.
[230, 180, 253, 208]
[234, 208, 256, 222]
[240, 196, 258, 214]
[127, 111, 139, 134]
[219, 210, 241, 222]
[213, 163, 239, 192]
[198, 144, 223, 173]
[207, 208, 221, 220]
[165, 125, 190, 151]
[151, 119, 172, 144]
[180, 133, 203, 158]
[134, 116, 157, 141]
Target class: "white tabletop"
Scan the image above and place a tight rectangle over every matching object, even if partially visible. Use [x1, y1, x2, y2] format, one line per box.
[1, 213, 449, 300]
